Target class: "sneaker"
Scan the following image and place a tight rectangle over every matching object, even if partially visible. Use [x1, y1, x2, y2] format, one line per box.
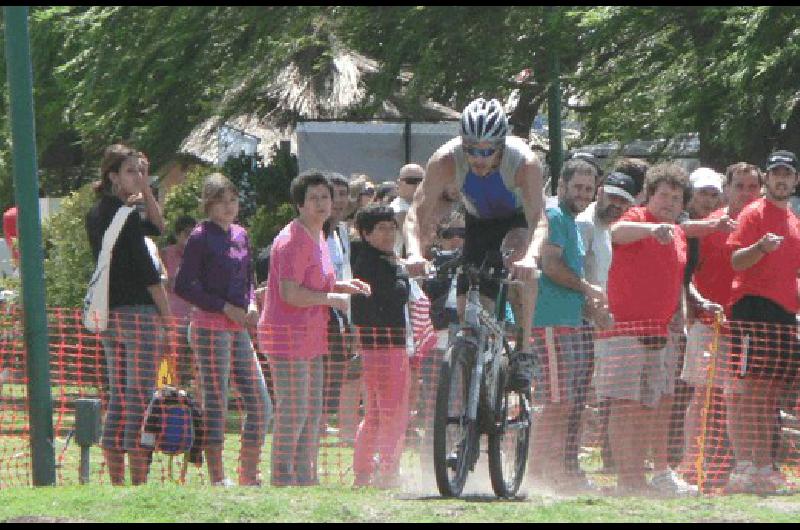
[649, 469, 699, 497]
[724, 462, 758, 494]
[212, 478, 236, 488]
[507, 351, 534, 393]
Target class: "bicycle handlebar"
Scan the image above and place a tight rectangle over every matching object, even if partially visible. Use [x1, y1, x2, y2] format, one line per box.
[407, 253, 536, 284]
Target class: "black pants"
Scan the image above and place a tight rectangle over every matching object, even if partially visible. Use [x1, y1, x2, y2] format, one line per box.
[323, 309, 349, 415]
[565, 325, 594, 474]
[458, 211, 527, 300]
[730, 295, 800, 383]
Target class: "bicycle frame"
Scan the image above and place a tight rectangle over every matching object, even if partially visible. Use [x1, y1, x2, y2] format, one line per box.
[460, 281, 509, 430]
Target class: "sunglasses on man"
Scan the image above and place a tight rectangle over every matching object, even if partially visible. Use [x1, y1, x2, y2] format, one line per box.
[440, 227, 466, 239]
[463, 145, 501, 158]
[400, 177, 423, 185]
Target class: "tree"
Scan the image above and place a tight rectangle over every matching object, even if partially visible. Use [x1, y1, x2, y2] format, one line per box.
[572, 6, 800, 167]
[332, 6, 585, 137]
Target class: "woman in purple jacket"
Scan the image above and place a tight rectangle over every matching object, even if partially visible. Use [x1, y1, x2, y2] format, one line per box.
[175, 173, 272, 487]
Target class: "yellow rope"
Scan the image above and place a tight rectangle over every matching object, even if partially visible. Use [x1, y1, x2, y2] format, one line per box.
[695, 311, 723, 493]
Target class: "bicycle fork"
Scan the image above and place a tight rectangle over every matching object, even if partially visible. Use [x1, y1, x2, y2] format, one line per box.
[462, 335, 485, 471]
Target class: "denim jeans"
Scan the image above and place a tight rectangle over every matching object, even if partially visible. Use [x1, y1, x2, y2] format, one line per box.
[100, 305, 160, 451]
[269, 355, 324, 485]
[190, 325, 272, 448]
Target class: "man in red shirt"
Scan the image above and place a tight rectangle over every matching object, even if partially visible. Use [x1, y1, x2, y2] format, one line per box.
[676, 163, 762, 487]
[594, 163, 694, 495]
[725, 150, 800, 493]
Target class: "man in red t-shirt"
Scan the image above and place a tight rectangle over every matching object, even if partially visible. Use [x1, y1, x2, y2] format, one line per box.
[677, 163, 762, 487]
[725, 150, 800, 493]
[2, 206, 18, 268]
[595, 163, 694, 495]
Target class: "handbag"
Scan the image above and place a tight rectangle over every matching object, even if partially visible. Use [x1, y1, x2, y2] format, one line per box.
[82, 206, 134, 333]
[140, 348, 204, 471]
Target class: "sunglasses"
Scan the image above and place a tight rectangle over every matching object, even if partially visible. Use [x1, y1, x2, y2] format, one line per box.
[463, 145, 500, 158]
[440, 227, 466, 239]
[400, 177, 423, 185]
[359, 188, 375, 197]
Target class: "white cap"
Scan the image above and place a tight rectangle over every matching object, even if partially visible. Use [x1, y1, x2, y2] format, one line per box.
[689, 167, 723, 193]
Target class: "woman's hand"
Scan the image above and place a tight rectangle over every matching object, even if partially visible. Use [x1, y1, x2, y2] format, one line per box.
[334, 279, 372, 297]
[223, 302, 248, 327]
[326, 293, 351, 313]
[245, 306, 260, 328]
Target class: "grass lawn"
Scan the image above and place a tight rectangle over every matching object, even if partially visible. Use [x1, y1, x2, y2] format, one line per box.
[0, 484, 799, 523]
[0, 429, 798, 522]
[1, 381, 799, 521]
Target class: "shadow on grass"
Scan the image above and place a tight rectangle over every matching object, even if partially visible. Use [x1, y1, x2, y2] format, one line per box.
[399, 493, 529, 503]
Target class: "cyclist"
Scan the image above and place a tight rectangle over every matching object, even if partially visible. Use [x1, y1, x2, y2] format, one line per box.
[405, 97, 544, 391]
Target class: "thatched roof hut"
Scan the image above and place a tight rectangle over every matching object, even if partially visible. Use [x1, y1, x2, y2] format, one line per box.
[175, 42, 459, 168]
[159, 39, 459, 201]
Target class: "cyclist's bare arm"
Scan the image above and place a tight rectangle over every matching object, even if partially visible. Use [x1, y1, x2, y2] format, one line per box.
[510, 152, 544, 279]
[507, 152, 544, 356]
[405, 148, 458, 274]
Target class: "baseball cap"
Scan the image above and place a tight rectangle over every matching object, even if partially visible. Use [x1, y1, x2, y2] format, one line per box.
[689, 167, 723, 193]
[375, 181, 397, 201]
[766, 150, 798, 172]
[570, 151, 603, 178]
[602, 172, 636, 204]
[398, 164, 425, 182]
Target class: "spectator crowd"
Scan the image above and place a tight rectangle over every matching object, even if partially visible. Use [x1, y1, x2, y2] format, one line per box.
[80, 139, 800, 496]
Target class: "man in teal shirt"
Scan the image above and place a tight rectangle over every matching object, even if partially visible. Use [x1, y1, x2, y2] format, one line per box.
[528, 159, 606, 494]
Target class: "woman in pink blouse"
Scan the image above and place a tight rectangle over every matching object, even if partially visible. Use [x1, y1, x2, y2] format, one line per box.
[259, 171, 370, 486]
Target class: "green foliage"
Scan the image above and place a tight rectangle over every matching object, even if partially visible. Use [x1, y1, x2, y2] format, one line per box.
[223, 154, 261, 222]
[334, 6, 557, 127]
[255, 144, 298, 211]
[4, 6, 800, 199]
[161, 166, 207, 242]
[42, 183, 97, 308]
[248, 203, 296, 252]
[220, 149, 292, 222]
[572, 6, 800, 166]
[161, 142, 298, 250]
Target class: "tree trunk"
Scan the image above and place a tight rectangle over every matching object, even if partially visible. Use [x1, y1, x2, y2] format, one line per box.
[508, 85, 546, 140]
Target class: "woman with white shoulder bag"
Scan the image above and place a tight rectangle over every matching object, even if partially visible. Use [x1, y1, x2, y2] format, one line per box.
[84, 144, 172, 485]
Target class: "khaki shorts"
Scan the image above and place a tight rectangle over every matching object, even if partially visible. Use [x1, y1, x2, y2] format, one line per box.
[594, 334, 680, 408]
[531, 328, 592, 405]
[681, 321, 728, 388]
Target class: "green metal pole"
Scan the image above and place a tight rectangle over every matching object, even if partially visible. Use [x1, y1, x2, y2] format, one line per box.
[3, 6, 56, 486]
[547, 7, 563, 195]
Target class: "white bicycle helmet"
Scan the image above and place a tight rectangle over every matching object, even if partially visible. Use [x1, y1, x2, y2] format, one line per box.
[460, 98, 508, 144]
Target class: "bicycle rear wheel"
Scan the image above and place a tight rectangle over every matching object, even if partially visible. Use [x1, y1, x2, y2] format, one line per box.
[433, 340, 477, 498]
[488, 361, 531, 498]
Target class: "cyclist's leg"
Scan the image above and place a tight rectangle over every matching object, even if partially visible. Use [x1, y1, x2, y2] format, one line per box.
[500, 219, 545, 391]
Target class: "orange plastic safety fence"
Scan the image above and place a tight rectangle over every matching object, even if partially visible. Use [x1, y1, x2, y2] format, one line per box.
[0, 307, 798, 497]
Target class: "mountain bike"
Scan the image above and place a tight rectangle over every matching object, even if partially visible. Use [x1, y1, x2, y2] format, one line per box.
[430, 255, 533, 498]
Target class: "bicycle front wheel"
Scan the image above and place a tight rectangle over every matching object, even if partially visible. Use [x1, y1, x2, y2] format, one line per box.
[433, 339, 477, 498]
[488, 362, 531, 498]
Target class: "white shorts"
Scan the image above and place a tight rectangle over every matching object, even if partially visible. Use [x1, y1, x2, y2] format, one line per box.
[681, 321, 728, 388]
[594, 334, 680, 408]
